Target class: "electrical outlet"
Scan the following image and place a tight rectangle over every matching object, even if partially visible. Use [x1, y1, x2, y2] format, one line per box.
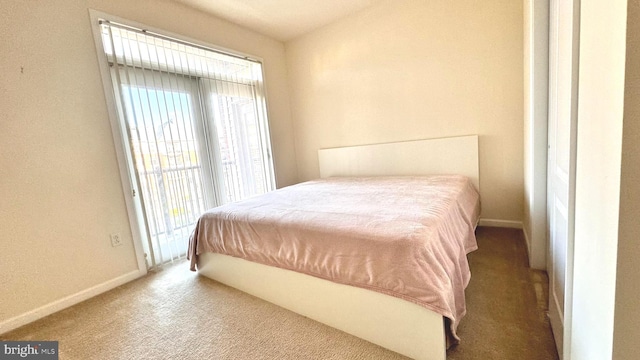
[110, 233, 123, 247]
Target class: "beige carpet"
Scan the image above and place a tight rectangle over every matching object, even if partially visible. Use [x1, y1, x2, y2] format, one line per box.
[2, 227, 558, 359]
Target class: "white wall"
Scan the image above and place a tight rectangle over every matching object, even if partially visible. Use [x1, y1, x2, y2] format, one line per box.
[612, 1, 640, 358]
[0, 0, 297, 332]
[570, 0, 627, 358]
[523, 0, 549, 270]
[285, 0, 524, 223]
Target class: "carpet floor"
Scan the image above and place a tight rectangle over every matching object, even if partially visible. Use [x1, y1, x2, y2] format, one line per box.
[2, 227, 558, 359]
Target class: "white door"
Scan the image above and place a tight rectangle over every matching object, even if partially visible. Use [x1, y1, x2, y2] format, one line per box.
[547, 0, 579, 358]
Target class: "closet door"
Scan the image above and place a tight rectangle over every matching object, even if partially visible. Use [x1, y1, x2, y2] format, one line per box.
[547, 0, 579, 358]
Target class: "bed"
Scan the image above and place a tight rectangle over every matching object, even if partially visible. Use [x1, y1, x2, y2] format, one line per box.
[188, 135, 480, 360]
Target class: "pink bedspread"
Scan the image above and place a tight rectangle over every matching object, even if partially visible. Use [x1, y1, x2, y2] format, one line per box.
[188, 175, 480, 341]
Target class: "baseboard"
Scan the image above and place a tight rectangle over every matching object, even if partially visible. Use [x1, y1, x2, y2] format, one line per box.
[478, 218, 524, 229]
[0, 268, 145, 335]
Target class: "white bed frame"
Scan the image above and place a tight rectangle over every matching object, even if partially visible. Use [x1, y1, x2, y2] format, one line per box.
[197, 135, 479, 360]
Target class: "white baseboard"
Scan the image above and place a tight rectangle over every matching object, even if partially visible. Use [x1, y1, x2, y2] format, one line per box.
[0, 268, 145, 335]
[478, 218, 524, 229]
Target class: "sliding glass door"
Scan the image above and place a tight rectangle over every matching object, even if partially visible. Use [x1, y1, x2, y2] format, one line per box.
[98, 20, 275, 268]
[116, 69, 214, 266]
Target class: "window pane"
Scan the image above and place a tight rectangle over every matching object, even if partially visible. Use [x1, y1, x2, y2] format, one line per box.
[211, 93, 269, 203]
[122, 84, 206, 262]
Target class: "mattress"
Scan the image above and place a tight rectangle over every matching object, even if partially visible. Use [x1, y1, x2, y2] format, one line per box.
[188, 175, 480, 340]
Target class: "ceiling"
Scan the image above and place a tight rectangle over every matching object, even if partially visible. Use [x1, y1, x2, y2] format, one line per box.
[172, 0, 380, 42]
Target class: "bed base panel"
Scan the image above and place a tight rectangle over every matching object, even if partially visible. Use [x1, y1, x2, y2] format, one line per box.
[197, 252, 446, 360]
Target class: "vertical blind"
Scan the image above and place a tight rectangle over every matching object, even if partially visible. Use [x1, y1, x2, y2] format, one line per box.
[99, 20, 275, 268]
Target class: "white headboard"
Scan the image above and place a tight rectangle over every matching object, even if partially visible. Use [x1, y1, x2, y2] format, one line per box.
[318, 135, 480, 191]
